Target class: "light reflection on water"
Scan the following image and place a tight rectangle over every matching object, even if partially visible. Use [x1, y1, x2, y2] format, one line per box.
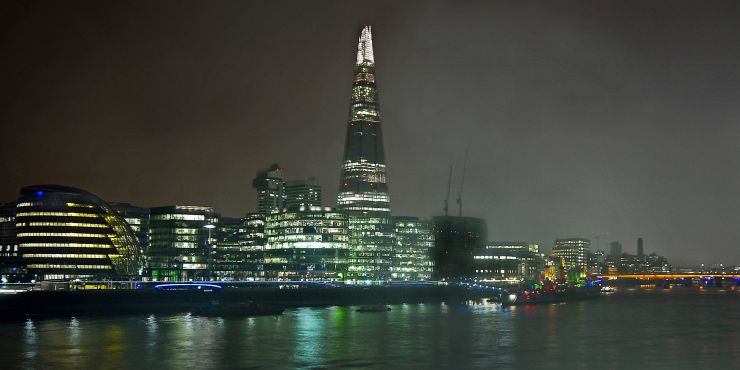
[2, 291, 738, 369]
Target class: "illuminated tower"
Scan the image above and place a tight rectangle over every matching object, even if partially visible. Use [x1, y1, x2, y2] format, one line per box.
[337, 26, 395, 281]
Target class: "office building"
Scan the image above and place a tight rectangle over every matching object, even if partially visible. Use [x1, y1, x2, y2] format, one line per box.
[284, 178, 322, 210]
[391, 216, 434, 281]
[14, 185, 142, 281]
[431, 216, 488, 280]
[0, 202, 21, 281]
[253, 164, 285, 214]
[147, 205, 217, 281]
[336, 26, 396, 281]
[551, 238, 590, 272]
[609, 241, 622, 256]
[637, 237, 644, 257]
[110, 202, 150, 253]
[472, 242, 544, 283]
[263, 208, 349, 281]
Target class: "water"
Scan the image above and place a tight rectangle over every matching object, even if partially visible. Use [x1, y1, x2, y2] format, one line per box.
[0, 289, 737, 369]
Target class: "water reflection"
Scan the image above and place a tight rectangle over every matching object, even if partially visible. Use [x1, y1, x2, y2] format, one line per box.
[0, 292, 737, 369]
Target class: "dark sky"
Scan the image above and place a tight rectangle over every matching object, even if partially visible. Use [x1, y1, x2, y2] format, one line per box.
[2, 1, 740, 266]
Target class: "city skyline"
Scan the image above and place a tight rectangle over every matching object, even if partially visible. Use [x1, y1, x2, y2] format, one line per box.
[3, 1, 740, 266]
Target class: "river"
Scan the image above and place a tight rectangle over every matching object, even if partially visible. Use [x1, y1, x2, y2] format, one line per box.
[0, 289, 737, 369]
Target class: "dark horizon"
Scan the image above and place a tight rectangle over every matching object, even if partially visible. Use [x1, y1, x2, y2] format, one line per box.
[3, 1, 740, 266]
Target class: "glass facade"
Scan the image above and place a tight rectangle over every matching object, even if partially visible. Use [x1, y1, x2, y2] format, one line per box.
[264, 209, 349, 281]
[14, 185, 143, 281]
[110, 202, 150, 255]
[147, 205, 217, 281]
[0, 202, 22, 281]
[391, 216, 434, 281]
[337, 26, 396, 281]
[472, 242, 544, 283]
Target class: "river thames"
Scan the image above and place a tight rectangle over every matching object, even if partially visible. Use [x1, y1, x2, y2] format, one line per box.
[0, 289, 737, 369]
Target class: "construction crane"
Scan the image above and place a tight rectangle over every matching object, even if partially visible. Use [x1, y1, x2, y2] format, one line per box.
[443, 166, 453, 216]
[456, 149, 468, 217]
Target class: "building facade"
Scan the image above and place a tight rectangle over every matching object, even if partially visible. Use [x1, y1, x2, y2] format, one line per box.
[431, 216, 488, 280]
[472, 242, 544, 284]
[391, 216, 434, 281]
[551, 238, 590, 273]
[0, 202, 21, 281]
[253, 164, 285, 214]
[284, 178, 322, 210]
[13, 185, 142, 281]
[110, 202, 150, 254]
[147, 205, 217, 281]
[336, 26, 396, 282]
[263, 208, 349, 281]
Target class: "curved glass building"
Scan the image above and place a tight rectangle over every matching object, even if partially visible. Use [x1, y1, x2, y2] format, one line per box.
[15, 185, 143, 281]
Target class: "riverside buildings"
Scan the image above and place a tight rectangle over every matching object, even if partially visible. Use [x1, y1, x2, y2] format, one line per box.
[11, 185, 142, 281]
[551, 238, 591, 273]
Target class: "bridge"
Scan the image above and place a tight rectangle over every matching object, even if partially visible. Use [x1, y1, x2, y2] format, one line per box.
[601, 273, 740, 280]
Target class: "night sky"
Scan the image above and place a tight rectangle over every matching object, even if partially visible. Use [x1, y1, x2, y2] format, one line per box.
[2, 1, 740, 266]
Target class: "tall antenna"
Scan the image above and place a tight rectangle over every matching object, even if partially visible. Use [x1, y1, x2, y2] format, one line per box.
[443, 166, 453, 216]
[456, 149, 468, 217]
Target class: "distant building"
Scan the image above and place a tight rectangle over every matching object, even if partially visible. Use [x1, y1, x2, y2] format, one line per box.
[472, 242, 544, 283]
[147, 205, 217, 281]
[431, 216, 488, 280]
[263, 208, 349, 281]
[253, 164, 285, 214]
[0, 202, 21, 281]
[551, 238, 590, 272]
[110, 202, 150, 253]
[637, 237, 644, 257]
[609, 241, 622, 256]
[284, 178, 322, 210]
[14, 185, 143, 281]
[391, 216, 434, 281]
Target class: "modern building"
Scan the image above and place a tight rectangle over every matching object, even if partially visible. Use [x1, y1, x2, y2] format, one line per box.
[336, 25, 396, 282]
[637, 237, 644, 257]
[110, 202, 150, 253]
[472, 242, 544, 283]
[0, 202, 21, 281]
[609, 241, 622, 256]
[551, 238, 590, 273]
[147, 205, 217, 281]
[212, 217, 262, 281]
[391, 216, 434, 281]
[431, 216, 488, 280]
[13, 185, 143, 281]
[263, 208, 349, 281]
[284, 178, 322, 210]
[253, 164, 285, 214]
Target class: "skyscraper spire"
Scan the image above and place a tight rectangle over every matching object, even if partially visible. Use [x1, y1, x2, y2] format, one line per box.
[356, 25, 374, 66]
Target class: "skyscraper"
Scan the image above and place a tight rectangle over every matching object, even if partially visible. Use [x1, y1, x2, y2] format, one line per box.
[637, 237, 644, 257]
[253, 164, 285, 214]
[336, 26, 395, 281]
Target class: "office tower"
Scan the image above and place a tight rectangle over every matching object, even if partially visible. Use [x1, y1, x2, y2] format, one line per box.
[110, 202, 150, 253]
[336, 25, 395, 281]
[637, 237, 644, 257]
[284, 178, 322, 210]
[263, 208, 349, 281]
[609, 241, 622, 256]
[253, 164, 285, 214]
[431, 216, 488, 280]
[392, 216, 434, 281]
[552, 238, 591, 272]
[14, 185, 142, 281]
[147, 205, 217, 281]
